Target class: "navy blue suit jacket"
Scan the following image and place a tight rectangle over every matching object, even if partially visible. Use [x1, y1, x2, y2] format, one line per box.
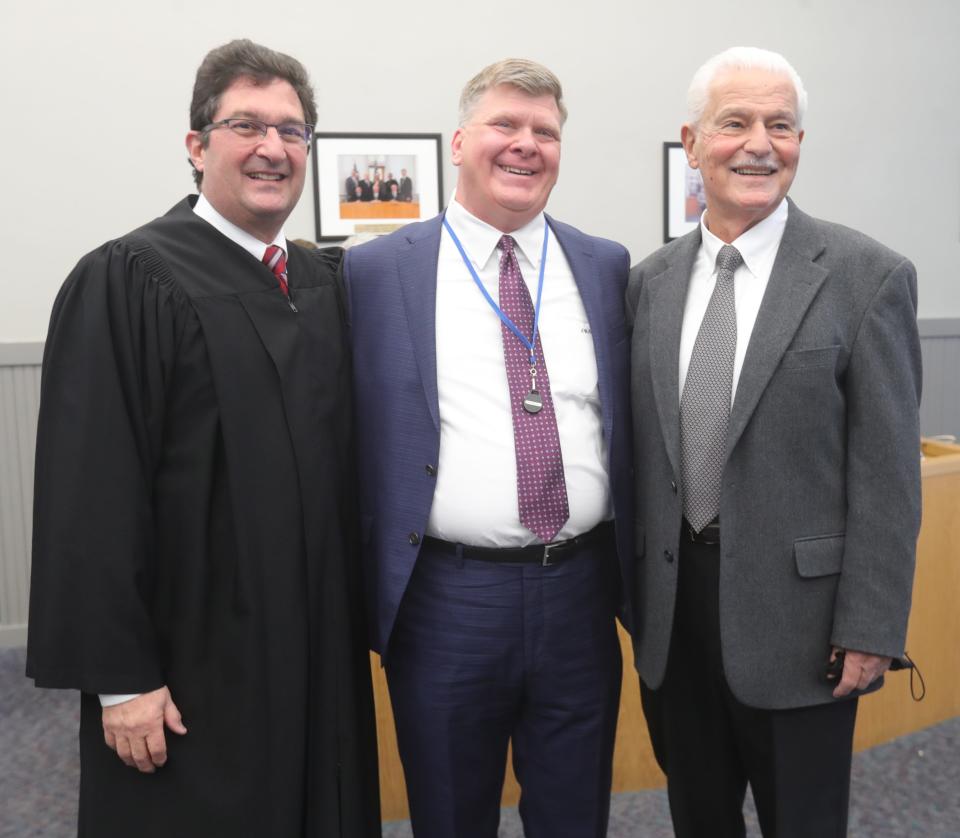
[344, 213, 634, 657]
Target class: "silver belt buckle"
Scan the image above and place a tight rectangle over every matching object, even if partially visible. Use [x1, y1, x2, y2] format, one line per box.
[542, 543, 556, 567]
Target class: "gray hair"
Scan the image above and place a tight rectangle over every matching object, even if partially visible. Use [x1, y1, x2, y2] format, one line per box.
[458, 58, 568, 127]
[687, 46, 807, 128]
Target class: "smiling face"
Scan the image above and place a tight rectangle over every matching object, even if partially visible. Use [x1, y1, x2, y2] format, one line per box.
[682, 67, 803, 242]
[451, 84, 561, 232]
[185, 76, 308, 243]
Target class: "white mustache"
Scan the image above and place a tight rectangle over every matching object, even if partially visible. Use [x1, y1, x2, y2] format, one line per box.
[732, 156, 777, 171]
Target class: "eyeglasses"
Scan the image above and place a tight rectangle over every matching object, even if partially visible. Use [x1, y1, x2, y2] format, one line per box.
[203, 118, 314, 148]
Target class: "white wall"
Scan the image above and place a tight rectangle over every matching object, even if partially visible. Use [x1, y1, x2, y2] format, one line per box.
[2, 0, 958, 341]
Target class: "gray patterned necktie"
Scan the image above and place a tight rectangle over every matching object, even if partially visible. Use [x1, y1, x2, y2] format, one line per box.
[680, 244, 742, 532]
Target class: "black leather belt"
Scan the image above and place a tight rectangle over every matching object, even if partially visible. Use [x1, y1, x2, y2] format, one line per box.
[423, 521, 614, 567]
[684, 517, 721, 545]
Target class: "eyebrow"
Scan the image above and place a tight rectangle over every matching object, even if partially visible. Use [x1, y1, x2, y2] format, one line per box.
[483, 110, 561, 133]
[222, 109, 306, 123]
[715, 106, 796, 122]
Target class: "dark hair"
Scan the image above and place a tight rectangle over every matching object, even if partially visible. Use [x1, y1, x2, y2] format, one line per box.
[188, 39, 317, 188]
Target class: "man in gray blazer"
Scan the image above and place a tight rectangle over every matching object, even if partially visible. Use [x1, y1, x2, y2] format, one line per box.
[627, 46, 921, 837]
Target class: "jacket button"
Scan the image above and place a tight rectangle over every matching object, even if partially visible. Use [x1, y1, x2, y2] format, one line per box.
[408, 532, 421, 546]
[663, 549, 674, 563]
[670, 480, 677, 494]
[425, 464, 437, 476]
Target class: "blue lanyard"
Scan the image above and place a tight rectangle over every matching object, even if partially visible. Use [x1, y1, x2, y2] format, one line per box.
[442, 215, 550, 366]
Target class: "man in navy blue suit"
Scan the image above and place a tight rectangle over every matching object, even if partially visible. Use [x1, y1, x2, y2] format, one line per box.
[345, 59, 633, 837]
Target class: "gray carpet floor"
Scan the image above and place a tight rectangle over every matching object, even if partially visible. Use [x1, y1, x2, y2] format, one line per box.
[2, 647, 957, 837]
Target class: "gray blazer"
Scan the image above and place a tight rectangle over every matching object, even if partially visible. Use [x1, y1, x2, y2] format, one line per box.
[626, 199, 922, 710]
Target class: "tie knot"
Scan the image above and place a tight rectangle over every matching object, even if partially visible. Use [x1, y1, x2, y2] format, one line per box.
[499, 235, 516, 257]
[263, 245, 287, 278]
[716, 244, 743, 275]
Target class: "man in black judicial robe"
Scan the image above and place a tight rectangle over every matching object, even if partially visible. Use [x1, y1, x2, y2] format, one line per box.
[26, 39, 380, 838]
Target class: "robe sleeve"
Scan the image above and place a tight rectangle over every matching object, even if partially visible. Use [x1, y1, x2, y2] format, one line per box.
[26, 237, 187, 694]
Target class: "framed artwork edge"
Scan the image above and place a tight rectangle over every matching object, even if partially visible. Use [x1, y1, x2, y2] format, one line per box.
[311, 131, 444, 243]
[663, 141, 705, 243]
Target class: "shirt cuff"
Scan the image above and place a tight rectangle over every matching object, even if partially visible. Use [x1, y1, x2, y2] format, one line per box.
[99, 693, 142, 707]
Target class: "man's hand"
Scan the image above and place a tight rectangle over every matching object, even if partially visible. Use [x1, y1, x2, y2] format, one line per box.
[102, 686, 187, 773]
[831, 648, 892, 698]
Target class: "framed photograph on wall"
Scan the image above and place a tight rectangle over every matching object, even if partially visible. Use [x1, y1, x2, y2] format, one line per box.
[311, 132, 443, 241]
[663, 141, 706, 242]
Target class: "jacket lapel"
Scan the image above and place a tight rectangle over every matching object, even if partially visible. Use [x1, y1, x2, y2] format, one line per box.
[547, 217, 614, 442]
[649, 230, 701, 481]
[397, 216, 443, 431]
[725, 200, 828, 456]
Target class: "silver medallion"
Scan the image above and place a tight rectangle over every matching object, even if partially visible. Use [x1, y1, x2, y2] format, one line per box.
[523, 390, 543, 414]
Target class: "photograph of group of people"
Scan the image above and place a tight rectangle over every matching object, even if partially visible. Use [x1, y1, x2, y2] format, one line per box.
[343, 162, 414, 204]
[339, 156, 416, 219]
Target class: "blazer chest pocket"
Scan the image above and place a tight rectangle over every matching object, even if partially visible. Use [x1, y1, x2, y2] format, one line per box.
[779, 345, 842, 371]
[794, 533, 844, 577]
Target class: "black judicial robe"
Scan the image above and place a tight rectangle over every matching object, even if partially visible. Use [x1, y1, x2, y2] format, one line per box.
[26, 197, 381, 837]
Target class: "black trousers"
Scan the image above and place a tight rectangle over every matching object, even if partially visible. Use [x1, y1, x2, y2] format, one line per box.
[640, 536, 858, 838]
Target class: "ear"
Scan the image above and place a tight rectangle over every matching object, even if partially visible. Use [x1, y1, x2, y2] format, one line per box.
[185, 131, 205, 174]
[798, 128, 805, 145]
[450, 127, 465, 167]
[680, 124, 699, 169]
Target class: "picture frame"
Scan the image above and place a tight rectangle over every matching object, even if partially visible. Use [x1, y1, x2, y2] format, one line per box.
[311, 132, 444, 241]
[663, 141, 706, 242]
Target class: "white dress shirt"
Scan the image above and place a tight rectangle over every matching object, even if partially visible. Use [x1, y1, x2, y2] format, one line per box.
[100, 195, 288, 709]
[679, 199, 789, 404]
[426, 198, 611, 547]
[192, 193, 288, 260]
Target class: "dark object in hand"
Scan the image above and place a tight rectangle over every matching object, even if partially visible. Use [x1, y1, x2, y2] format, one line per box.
[825, 649, 845, 682]
[825, 649, 917, 686]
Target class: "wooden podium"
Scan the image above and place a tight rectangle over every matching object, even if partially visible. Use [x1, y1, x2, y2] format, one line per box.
[373, 439, 960, 821]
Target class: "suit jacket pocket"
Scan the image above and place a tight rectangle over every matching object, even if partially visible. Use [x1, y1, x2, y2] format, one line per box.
[780, 345, 842, 371]
[794, 533, 845, 577]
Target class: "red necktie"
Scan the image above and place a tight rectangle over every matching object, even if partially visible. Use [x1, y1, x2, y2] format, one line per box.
[263, 245, 289, 297]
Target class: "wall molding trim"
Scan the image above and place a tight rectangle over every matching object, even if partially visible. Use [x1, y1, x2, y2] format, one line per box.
[0, 624, 28, 648]
[0, 343, 44, 366]
[919, 318, 960, 338]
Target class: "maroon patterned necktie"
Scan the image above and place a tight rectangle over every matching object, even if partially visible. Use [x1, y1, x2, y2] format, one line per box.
[263, 245, 289, 297]
[498, 235, 569, 542]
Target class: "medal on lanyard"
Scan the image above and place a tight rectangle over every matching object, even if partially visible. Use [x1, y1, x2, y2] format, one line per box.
[443, 215, 550, 414]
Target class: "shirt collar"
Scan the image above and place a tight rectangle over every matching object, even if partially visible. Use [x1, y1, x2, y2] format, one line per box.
[699, 198, 789, 278]
[193, 193, 287, 262]
[445, 196, 547, 271]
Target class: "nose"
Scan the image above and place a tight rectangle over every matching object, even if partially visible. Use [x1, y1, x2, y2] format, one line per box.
[743, 121, 773, 155]
[255, 126, 287, 159]
[509, 126, 538, 156]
